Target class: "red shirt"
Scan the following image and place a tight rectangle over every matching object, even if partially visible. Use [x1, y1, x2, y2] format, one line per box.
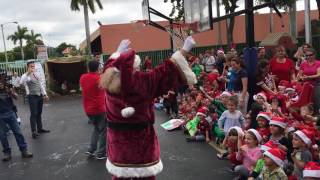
[269, 58, 295, 84]
[300, 60, 320, 85]
[80, 72, 106, 115]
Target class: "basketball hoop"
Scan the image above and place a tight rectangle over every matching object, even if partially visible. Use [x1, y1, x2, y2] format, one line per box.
[164, 22, 199, 50]
[130, 20, 149, 32]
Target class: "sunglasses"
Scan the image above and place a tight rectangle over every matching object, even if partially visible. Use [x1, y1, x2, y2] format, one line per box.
[305, 53, 315, 58]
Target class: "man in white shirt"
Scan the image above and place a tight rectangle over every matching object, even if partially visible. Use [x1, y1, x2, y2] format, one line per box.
[20, 60, 50, 139]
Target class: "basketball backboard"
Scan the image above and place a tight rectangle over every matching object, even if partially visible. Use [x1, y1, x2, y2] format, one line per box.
[184, 0, 212, 32]
[142, 0, 150, 21]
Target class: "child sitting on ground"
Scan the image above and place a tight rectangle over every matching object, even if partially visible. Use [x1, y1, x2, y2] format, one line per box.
[217, 127, 244, 168]
[185, 107, 210, 142]
[256, 112, 271, 144]
[259, 148, 288, 180]
[248, 92, 270, 129]
[291, 129, 314, 179]
[235, 129, 262, 179]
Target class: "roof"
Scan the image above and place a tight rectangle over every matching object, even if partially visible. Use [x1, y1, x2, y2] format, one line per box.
[260, 32, 298, 46]
[79, 28, 101, 51]
[47, 56, 85, 63]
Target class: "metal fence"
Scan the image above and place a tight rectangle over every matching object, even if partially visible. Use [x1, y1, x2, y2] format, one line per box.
[0, 60, 44, 76]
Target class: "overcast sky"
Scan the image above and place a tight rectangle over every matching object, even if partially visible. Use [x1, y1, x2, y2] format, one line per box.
[0, 0, 317, 52]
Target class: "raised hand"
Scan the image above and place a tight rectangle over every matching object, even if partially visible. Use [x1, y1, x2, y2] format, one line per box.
[182, 36, 196, 53]
[117, 39, 131, 53]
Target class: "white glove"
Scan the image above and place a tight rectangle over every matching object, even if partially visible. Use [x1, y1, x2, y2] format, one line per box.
[182, 36, 196, 52]
[117, 39, 131, 53]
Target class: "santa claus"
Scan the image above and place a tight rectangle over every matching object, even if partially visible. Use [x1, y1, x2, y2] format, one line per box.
[100, 37, 197, 180]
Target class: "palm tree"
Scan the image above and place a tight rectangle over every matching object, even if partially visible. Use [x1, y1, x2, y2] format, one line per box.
[70, 0, 103, 56]
[7, 25, 29, 60]
[26, 30, 42, 58]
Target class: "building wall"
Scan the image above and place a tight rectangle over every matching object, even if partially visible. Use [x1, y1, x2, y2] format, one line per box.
[100, 10, 319, 54]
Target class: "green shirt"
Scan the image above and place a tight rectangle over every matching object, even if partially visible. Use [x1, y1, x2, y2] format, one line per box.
[192, 65, 202, 77]
[211, 100, 227, 118]
[253, 159, 265, 175]
[261, 167, 288, 180]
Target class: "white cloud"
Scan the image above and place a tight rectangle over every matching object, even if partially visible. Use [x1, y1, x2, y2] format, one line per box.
[0, 0, 317, 52]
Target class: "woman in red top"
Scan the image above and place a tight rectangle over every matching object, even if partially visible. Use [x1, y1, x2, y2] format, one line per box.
[269, 45, 296, 85]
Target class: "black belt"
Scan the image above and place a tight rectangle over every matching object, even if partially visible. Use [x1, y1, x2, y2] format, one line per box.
[107, 121, 153, 131]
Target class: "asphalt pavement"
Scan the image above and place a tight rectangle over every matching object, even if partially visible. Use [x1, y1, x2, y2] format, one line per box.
[0, 96, 233, 180]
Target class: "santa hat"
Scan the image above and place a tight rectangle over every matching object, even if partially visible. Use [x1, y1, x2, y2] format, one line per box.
[263, 148, 287, 167]
[220, 91, 232, 98]
[285, 84, 295, 92]
[304, 162, 320, 178]
[228, 126, 244, 137]
[261, 140, 279, 152]
[269, 116, 287, 129]
[248, 129, 262, 143]
[253, 92, 267, 102]
[278, 80, 290, 89]
[256, 112, 271, 121]
[294, 129, 314, 146]
[196, 107, 208, 117]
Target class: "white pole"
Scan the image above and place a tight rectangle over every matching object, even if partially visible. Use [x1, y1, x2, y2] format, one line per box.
[304, 0, 311, 44]
[1, 24, 8, 65]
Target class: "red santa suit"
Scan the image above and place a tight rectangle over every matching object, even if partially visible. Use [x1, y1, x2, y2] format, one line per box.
[101, 38, 197, 179]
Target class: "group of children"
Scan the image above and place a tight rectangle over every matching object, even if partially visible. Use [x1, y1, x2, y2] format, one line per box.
[157, 49, 320, 179]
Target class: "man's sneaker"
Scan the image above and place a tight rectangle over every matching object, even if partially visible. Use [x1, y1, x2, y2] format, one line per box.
[95, 155, 107, 160]
[38, 129, 50, 133]
[21, 151, 33, 158]
[85, 151, 95, 157]
[2, 153, 12, 162]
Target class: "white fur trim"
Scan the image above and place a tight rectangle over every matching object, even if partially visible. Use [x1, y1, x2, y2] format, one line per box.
[171, 51, 197, 85]
[106, 159, 163, 178]
[110, 52, 120, 59]
[220, 91, 232, 97]
[228, 126, 244, 137]
[134, 55, 141, 70]
[264, 151, 284, 167]
[248, 129, 262, 143]
[256, 114, 271, 121]
[121, 107, 135, 118]
[260, 145, 271, 152]
[294, 130, 311, 146]
[303, 170, 320, 178]
[196, 112, 206, 117]
[269, 120, 286, 129]
[285, 88, 295, 92]
[286, 127, 295, 133]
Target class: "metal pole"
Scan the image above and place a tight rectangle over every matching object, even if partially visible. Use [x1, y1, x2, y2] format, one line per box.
[289, 1, 297, 39]
[1, 24, 8, 65]
[169, 20, 174, 52]
[304, 0, 312, 44]
[269, 8, 273, 33]
[245, 0, 255, 47]
[216, 0, 222, 45]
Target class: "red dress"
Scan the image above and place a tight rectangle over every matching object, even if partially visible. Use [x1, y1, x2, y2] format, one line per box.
[105, 50, 186, 178]
[269, 58, 295, 85]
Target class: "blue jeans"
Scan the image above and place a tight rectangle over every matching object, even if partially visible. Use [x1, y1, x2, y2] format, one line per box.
[88, 113, 106, 157]
[0, 111, 28, 154]
[28, 95, 43, 133]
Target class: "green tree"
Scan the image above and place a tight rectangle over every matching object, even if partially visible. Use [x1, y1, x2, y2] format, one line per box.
[7, 25, 29, 60]
[55, 42, 76, 56]
[26, 30, 42, 58]
[70, 0, 103, 56]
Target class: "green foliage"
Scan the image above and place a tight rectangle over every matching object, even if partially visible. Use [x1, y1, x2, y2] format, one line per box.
[255, 0, 296, 11]
[7, 26, 28, 45]
[70, 0, 103, 13]
[55, 42, 76, 56]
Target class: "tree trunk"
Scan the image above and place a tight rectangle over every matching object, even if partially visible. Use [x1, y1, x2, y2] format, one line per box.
[289, 2, 297, 39]
[227, 16, 235, 47]
[20, 39, 24, 60]
[83, 3, 92, 56]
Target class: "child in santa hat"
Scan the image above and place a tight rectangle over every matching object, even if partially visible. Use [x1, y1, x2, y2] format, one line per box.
[259, 148, 288, 180]
[248, 140, 281, 179]
[269, 116, 294, 162]
[217, 127, 244, 166]
[303, 161, 320, 180]
[185, 107, 210, 142]
[291, 129, 314, 179]
[234, 129, 262, 179]
[256, 112, 271, 144]
[247, 92, 271, 129]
